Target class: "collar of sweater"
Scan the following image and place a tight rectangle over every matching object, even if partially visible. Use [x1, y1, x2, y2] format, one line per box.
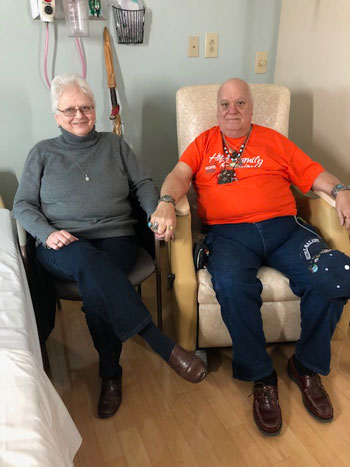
[58, 126, 100, 149]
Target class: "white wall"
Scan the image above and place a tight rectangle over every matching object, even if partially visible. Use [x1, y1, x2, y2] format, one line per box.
[274, 0, 350, 180]
[1, 0, 281, 207]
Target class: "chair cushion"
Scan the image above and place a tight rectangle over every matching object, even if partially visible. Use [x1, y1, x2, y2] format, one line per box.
[198, 301, 301, 347]
[198, 266, 299, 304]
[197, 266, 301, 346]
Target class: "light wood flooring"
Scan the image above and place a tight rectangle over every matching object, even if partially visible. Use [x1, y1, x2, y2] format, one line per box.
[47, 277, 350, 467]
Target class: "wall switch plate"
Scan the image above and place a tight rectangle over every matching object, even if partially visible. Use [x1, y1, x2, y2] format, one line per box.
[205, 33, 218, 58]
[188, 36, 199, 57]
[255, 51, 268, 73]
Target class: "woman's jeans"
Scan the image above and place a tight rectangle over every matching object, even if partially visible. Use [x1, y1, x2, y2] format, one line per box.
[36, 236, 152, 379]
[205, 216, 345, 381]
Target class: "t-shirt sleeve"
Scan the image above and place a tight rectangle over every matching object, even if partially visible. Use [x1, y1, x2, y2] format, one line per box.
[179, 134, 204, 174]
[285, 142, 325, 193]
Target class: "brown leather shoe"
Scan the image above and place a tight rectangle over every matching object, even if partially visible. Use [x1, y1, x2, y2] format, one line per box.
[252, 382, 282, 435]
[287, 356, 333, 421]
[167, 344, 207, 383]
[98, 374, 122, 419]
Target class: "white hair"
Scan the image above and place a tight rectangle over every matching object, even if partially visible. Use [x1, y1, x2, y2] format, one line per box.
[50, 73, 95, 113]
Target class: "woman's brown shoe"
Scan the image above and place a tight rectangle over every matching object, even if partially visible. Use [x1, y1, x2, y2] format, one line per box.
[98, 374, 122, 419]
[167, 344, 207, 383]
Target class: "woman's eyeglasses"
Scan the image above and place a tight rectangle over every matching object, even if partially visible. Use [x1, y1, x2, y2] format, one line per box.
[57, 105, 95, 117]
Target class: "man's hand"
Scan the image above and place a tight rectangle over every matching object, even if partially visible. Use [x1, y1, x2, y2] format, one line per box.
[336, 190, 350, 230]
[46, 230, 79, 250]
[149, 202, 176, 242]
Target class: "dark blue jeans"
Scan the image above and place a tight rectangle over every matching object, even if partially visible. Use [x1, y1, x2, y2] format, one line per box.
[36, 236, 152, 379]
[205, 216, 345, 381]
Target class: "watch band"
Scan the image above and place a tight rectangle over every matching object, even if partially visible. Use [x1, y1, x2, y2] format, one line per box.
[158, 195, 176, 206]
[331, 184, 350, 199]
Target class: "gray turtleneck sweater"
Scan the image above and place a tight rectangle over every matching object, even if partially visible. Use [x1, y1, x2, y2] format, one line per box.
[13, 127, 159, 245]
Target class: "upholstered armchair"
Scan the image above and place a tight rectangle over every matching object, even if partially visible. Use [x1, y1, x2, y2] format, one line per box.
[168, 83, 350, 352]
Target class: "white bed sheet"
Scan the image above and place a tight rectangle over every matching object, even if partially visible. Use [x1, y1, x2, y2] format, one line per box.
[0, 210, 41, 362]
[0, 209, 82, 466]
[0, 349, 81, 467]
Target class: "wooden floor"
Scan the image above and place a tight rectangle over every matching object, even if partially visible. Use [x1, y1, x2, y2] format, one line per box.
[47, 278, 350, 467]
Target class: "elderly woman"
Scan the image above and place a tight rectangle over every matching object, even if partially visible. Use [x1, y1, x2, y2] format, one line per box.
[13, 74, 206, 419]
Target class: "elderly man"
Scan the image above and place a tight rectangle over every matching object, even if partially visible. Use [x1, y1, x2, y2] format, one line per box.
[150, 78, 350, 435]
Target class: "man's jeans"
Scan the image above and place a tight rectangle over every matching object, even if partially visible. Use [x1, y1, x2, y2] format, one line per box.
[36, 236, 152, 379]
[205, 216, 344, 381]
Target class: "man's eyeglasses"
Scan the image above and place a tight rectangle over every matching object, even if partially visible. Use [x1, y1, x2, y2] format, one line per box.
[57, 105, 95, 117]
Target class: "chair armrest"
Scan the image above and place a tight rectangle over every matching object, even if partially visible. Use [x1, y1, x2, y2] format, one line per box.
[168, 196, 198, 350]
[313, 190, 336, 208]
[0, 195, 4, 208]
[294, 189, 350, 339]
[175, 195, 190, 216]
[294, 189, 350, 254]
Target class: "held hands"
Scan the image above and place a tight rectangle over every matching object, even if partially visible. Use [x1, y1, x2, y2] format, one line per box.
[336, 190, 350, 230]
[149, 202, 176, 242]
[46, 230, 79, 250]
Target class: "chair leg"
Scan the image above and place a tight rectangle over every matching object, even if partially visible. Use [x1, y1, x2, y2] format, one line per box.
[155, 239, 163, 330]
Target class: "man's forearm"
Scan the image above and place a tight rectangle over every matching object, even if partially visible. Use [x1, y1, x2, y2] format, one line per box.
[312, 171, 341, 196]
[160, 164, 193, 203]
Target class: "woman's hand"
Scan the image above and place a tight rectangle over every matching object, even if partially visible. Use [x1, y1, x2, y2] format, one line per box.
[149, 202, 176, 242]
[46, 230, 79, 250]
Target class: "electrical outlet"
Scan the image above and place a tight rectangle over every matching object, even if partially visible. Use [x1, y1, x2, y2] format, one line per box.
[188, 36, 199, 57]
[39, 0, 56, 22]
[205, 33, 218, 58]
[255, 51, 268, 74]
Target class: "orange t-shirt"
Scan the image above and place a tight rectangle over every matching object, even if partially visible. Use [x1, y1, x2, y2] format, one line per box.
[180, 124, 325, 225]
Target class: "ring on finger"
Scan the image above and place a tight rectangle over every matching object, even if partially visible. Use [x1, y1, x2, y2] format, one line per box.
[166, 225, 173, 231]
[152, 222, 159, 231]
[147, 221, 153, 229]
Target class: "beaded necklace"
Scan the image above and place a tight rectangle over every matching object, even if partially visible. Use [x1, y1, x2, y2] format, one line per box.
[217, 125, 252, 184]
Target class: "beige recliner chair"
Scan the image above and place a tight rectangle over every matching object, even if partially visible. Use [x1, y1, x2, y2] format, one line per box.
[168, 83, 350, 352]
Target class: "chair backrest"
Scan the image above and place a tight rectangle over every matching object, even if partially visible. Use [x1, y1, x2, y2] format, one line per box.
[176, 83, 291, 157]
[176, 83, 291, 238]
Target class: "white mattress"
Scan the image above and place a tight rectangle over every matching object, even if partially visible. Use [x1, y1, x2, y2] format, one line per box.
[0, 209, 81, 466]
[0, 210, 41, 362]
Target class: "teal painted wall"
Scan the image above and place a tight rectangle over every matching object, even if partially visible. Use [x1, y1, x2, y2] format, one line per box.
[0, 0, 281, 207]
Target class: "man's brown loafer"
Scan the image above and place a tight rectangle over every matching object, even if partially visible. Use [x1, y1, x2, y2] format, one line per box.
[287, 356, 333, 421]
[98, 374, 122, 419]
[167, 344, 207, 383]
[252, 382, 282, 435]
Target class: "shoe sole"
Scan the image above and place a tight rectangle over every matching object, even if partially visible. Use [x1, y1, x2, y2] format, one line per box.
[287, 366, 333, 423]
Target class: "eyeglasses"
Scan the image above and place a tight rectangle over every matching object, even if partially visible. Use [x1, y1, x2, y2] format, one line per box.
[57, 105, 95, 117]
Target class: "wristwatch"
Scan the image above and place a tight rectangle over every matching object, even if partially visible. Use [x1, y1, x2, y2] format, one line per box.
[158, 195, 176, 206]
[330, 184, 350, 199]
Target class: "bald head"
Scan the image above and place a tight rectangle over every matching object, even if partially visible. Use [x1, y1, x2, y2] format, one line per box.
[217, 78, 253, 138]
[217, 78, 252, 103]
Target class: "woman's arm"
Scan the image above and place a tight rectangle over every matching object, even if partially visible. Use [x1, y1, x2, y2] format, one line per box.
[12, 147, 57, 245]
[118, 138, 159, 218]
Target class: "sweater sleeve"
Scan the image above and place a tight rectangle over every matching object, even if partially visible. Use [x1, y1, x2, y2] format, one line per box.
[12, 145, 56, 245]
[118, 138, 159, 218]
